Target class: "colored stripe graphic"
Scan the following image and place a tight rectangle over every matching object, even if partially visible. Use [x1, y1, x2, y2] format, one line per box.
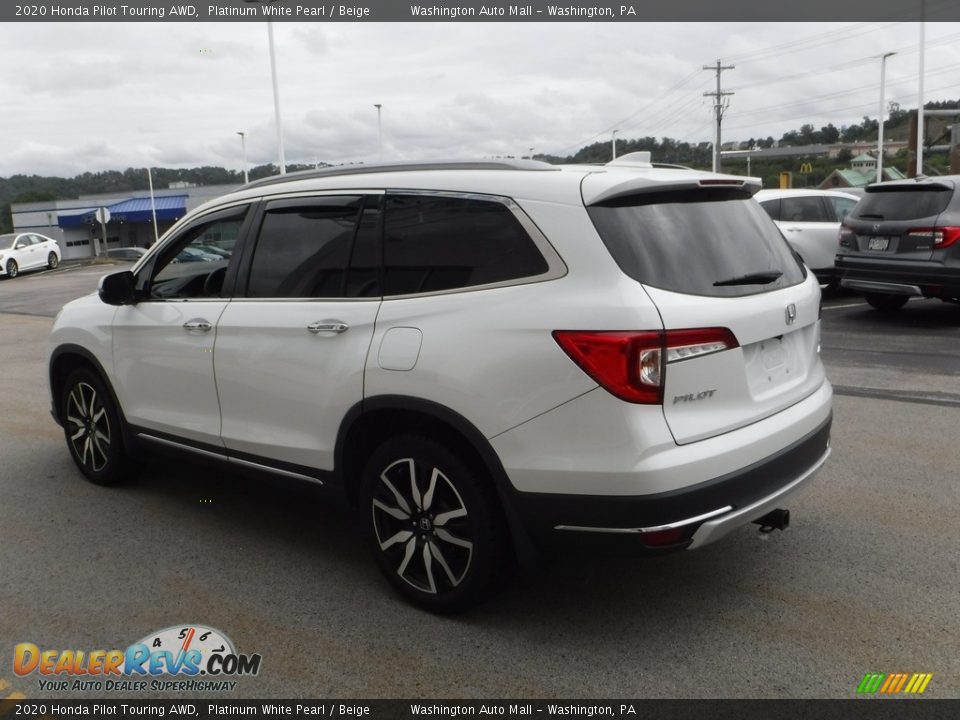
[858, 672, 933, 694]
[857, 673, 886, 693]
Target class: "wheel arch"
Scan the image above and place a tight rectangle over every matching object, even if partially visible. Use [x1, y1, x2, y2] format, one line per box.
[336, 395, 539, 565]
[49, 345, 137, 451]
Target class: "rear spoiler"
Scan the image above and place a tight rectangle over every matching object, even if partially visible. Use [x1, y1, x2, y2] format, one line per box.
[584, 176, 763, 206]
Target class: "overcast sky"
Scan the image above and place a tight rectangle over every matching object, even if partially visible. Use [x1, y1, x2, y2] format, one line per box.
[2, 21, 959, 177]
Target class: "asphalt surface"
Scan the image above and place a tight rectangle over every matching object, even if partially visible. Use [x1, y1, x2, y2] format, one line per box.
[0, 268, 958, 700]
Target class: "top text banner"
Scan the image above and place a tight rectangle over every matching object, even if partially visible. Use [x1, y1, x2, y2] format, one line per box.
[5, 0, 960, 22]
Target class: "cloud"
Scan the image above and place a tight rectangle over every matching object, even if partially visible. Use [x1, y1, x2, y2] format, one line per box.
[0, 21, 958, 177]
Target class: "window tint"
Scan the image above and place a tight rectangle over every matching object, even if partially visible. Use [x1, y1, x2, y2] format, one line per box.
[345, 199, 382, 298]
[829, 196, 857, 222]
[383, 194, 548, 296]
[247, 197, 362, 299]
[780, 196, 830, 223]
[587, 189, 806, 298]
[759, 199, 780, 221]
[14, 237, 31, 249]
[853, 187, 953, 221]
[150, 208, 247, 300]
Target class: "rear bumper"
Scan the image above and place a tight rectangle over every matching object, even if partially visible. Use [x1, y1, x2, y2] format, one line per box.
[836, 256, 960, 297]
[811, 266, 841, 284]
[505, 412, 832, 554]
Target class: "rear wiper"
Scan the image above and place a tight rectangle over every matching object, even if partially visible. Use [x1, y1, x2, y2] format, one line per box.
[713, 270, 783, 287]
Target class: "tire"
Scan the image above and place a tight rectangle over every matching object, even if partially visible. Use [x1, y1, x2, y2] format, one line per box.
[864, 292, 909, 312]
[361, 435, 510, 613]
[60, 368, 132, 486]
[47, 252, 59, 270]
[5, 259, 18, 278]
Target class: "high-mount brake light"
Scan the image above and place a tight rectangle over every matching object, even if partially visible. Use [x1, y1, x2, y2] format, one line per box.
[698, 179, 744, 187]
[907, 227, 960, 249]
[553, 328, 738, 405]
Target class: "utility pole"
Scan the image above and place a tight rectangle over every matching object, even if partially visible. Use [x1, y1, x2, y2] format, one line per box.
[703, 59, 734, 173]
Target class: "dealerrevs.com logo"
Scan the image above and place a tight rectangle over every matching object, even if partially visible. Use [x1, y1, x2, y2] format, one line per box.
[13, 625, 261, 693]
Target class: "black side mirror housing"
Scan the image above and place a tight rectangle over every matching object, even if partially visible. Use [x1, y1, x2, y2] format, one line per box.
[99, 271, 137, 306]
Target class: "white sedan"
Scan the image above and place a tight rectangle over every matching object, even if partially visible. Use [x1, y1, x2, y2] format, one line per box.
[0, 232, 62, 278]
[755, 188, 860, 289]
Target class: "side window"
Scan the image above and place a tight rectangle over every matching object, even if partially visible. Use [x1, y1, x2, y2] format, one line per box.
[345, 199, 382, 298]
[758, 199, 781, 221]
[14, 237, 31, 249]
[382, 194, 548, 296]
[829, 196, 857, 222]
[149, 207, 247, 300]
[780, 196, 830, 223]
[247, 196, 363, 299]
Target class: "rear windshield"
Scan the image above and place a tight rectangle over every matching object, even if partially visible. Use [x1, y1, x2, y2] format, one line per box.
[853, 186, 953, 221]
[587, 189, 806, 298]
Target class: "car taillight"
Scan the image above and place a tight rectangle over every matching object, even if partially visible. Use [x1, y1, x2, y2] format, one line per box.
[552, 328, 739, 405]
[906, 226, 960, 249]
[838, 223, 856, 248]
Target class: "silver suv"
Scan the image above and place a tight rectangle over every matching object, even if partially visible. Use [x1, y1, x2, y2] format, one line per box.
[48, 156, 832, 612]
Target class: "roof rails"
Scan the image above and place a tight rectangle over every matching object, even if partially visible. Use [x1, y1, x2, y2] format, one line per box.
[240, 159, 557, 190]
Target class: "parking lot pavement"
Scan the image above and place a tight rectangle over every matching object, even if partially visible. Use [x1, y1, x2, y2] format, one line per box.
[0, 262, 126, 317]
[1, 281, 959, 699]
[820, 295, 960, 405]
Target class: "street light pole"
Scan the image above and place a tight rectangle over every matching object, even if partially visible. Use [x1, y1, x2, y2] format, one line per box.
[267, 22, 286, 175]
[916, 13, 926, 176]
[147, 167, 159, 246]
[374, 104, 383, 160]
[236, 131, 249, 184]
[612, 129, 619, 161]
[877, 52, 896, 184]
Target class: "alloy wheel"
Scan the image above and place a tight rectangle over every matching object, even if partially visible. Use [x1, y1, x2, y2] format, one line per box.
[66, 382, 112, 473]
[371, 457, 474, 595]
[48, 253, 59, 269]
[6, 260, 17, 278]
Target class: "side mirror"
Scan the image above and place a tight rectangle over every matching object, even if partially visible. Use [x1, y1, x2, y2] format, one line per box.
[99, 271, 137, 306]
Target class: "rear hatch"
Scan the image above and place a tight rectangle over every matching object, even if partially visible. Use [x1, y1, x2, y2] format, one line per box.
[584, 181, 824, 445]
[840, 182, 954, 261]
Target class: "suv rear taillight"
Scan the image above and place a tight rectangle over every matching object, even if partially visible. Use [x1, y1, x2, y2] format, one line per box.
[906, 227, 960, 249]
[553, 328, 739, 405]
[838, 223, 856, 248]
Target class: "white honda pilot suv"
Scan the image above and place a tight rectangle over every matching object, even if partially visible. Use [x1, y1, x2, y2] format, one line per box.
[48, 155, 832, 612]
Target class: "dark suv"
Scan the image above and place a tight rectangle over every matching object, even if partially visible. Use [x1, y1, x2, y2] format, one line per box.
[836, 176, 960, 310]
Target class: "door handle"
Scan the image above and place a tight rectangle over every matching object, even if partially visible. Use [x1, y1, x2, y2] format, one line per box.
[183, 319, 212, 333]
[307, 321, 349, 335]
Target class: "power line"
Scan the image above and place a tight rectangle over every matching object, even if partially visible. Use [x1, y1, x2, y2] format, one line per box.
[704, 60, 734, 171]
[549, 68, 704, 156]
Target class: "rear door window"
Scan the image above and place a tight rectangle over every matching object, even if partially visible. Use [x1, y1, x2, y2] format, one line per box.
[780, 196, 830, 223]
[587, 188, 806, 298]
[382, 194, 549, 296]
